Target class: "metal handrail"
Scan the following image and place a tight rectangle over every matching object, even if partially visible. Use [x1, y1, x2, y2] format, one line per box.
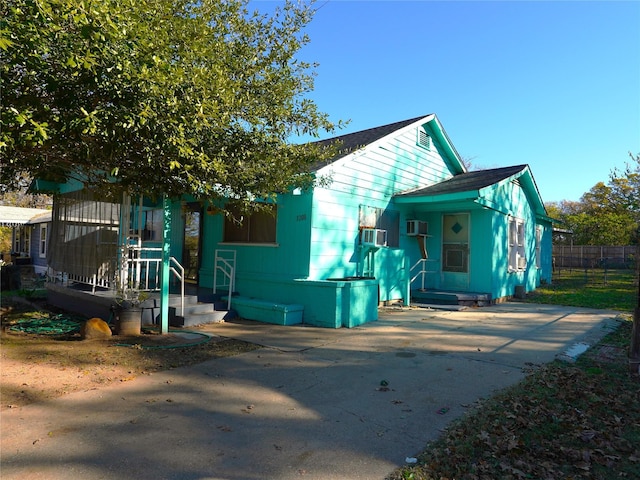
[410, 258, 438, 290]
[214, 249, 236, 311]
[169, 256, 185, 317]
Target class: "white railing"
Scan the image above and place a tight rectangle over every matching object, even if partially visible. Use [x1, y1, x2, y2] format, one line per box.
[410, 258, 438, 290]
[124, 248, 185, 317]
[213, 249, 236, 311]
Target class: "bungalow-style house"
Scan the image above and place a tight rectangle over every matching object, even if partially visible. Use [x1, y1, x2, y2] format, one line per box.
[0, 206, 51, 274]
[37, 114, 553, 329]
[0, 206, 51, 289]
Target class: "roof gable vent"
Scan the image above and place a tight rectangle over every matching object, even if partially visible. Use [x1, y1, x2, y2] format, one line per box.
[417, 126, 431, 150]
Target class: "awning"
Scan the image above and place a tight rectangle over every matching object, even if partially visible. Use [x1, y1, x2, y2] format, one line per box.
[0, 206, 51, 227]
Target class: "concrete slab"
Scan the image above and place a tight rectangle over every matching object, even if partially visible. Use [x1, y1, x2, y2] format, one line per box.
[0, 302, 622, 480]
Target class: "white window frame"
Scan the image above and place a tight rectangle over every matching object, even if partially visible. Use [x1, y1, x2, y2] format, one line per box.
[14, 229, 20, 252]
[508, 217, 526, 272]
[40, 224, 48, 258]
[24, 227, 31, 256]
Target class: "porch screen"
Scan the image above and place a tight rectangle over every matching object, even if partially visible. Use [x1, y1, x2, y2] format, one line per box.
[48, 190, 121, 283]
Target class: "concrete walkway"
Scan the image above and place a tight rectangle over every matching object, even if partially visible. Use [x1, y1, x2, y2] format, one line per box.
[0, 303, 621, 480]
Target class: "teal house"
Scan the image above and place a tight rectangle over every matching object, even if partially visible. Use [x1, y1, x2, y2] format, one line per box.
[40, 114, 553, 329]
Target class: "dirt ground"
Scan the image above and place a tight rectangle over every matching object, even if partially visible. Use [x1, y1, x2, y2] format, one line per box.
[0, 297, 259, 410]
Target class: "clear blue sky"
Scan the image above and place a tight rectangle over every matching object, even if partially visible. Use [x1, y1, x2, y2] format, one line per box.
[253, 0, 640, 204]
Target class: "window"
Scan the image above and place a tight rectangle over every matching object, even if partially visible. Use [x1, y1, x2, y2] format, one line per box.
[417, 126, 431, 150]
[40, 224, 48, 258]
[223, 203, 277, 244]
[23, 228, 31, 255]
[144, 209, 164, 241]
[508, 218, 526, 272]
[14, 229, 20, 252]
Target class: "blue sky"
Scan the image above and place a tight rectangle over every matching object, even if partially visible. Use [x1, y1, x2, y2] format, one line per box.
[254, 0, 640, 203]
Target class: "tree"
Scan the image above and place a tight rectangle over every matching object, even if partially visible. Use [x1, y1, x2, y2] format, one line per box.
[1, 0, 340, 205]
[617, 153, 640, 374]
[547, 176, 638, 246]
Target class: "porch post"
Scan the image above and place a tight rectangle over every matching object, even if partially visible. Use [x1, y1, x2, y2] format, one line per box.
[160, 195, 172, 334]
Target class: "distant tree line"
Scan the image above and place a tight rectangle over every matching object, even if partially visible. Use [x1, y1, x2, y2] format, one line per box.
[546, 153, 639, 246]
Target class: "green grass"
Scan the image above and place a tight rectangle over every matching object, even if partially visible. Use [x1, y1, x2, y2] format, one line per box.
[526, 268, 637, 312]
[388, 268, 640, 480]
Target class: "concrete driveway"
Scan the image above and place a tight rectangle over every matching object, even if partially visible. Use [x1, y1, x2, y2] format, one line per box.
[0, 303, 621, 480]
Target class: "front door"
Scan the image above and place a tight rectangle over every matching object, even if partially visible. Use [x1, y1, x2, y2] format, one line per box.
[182, 203, 202, 283]
[441, 213, 470, 291]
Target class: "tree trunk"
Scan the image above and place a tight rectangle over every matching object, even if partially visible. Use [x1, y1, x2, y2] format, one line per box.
[630, 241, 640, 375]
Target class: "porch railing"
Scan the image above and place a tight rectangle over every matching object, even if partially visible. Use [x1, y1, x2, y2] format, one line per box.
[50, 248, 185, 317]
[410, 258, 439, 290]
[123, 247, 185, 317]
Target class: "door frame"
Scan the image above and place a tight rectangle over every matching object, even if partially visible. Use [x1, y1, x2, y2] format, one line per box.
[441, 212, 470, 291]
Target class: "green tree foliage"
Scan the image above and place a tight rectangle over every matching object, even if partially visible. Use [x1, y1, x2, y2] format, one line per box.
[546, 154, 640, 246]
[1, 0, 340, 203]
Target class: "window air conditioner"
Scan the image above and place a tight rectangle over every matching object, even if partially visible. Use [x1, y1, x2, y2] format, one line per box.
[406, 220, 428, 236]
[517, 256, 527, 269]
[361, 228, 387, 247]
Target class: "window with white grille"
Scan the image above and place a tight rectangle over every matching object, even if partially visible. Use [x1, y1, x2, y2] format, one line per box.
[40, 224, 48, 258]
[508, 218, 526, 272]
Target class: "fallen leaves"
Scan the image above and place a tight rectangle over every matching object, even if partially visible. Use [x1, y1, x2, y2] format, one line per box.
[388, 320, 640, 480]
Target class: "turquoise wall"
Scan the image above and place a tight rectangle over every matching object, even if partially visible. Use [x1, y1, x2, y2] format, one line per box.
[198, 192, 313, 290]
[307, 121, 458, 303]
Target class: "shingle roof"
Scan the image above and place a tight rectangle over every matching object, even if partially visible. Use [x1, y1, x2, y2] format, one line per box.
[397, 165, 528, 197]
[0, 206, 51, 227]
[311, 115, 430, 170]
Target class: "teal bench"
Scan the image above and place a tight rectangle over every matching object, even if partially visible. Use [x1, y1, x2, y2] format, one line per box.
[228, 296, 304, 326]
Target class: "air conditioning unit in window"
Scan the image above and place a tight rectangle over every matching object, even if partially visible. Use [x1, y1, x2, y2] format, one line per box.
[406, 220, 428, 236]
[517, 257, 527, 269]
[361, 228, 387, 247]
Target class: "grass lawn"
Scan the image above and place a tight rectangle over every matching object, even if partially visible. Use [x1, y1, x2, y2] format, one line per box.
[525, 268, 637, 312]
[388, 269, 640, 480]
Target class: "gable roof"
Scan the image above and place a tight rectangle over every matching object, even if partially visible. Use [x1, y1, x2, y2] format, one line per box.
[395, 164, 550, 220]
[315, 115, 427, 159]
[311, 114, 466, 174]
[397, 165, 527, 197]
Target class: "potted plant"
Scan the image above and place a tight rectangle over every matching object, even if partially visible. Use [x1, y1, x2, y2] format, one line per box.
[114, 285, 150, 336]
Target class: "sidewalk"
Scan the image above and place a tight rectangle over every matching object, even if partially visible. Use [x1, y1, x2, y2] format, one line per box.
[0, 303, 621, 480]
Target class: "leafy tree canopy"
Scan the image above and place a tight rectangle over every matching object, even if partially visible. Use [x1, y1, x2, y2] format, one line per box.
[1, 0, 341, 203]
[546, 153, 640, 245]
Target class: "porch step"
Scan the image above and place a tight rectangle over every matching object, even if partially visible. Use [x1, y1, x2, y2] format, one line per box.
[148, 294, 237, 328]
[412, 289, 492, 307]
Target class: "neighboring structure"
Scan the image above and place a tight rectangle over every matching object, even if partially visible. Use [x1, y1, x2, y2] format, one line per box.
[35, 114, 553, 328]
[0, 206, 51, 275]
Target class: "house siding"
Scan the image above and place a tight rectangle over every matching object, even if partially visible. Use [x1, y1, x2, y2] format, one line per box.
[309, 124, 456, 291]
[486, 179, 552, 300]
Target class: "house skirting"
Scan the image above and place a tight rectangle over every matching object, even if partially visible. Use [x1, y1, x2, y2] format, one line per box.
[231, 275, 379, 328]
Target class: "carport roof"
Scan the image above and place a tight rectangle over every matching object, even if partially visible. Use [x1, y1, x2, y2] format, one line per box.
[0, 206, 51, 227]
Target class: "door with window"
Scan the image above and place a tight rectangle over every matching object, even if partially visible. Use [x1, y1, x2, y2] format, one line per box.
[441, 213, 470, 291]
[183, 204, 202, 283]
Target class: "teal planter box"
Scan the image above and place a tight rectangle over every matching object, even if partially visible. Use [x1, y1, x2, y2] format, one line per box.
[230, 296, 304, 326]
[326, 278, 379, 328]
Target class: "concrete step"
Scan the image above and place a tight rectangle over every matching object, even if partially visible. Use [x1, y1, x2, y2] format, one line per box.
[411, 289, 492, 307]
[146, 294, 236, 327]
